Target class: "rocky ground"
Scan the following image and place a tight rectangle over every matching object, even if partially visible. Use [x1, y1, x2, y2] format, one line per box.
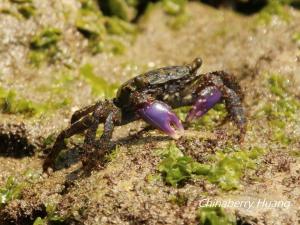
[0, 0, 300, 224]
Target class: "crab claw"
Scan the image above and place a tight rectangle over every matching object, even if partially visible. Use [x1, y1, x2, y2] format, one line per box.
[138, 101, 184, 139]
[186, 86, 222, 122]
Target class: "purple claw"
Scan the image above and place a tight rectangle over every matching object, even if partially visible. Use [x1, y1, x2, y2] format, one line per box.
[186, 86, 222, 122]
[138, 101, 184, 139]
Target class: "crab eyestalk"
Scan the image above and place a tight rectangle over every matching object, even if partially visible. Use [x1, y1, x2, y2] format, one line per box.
[138, 101, 184, 139]
[186, 86, 222, 122]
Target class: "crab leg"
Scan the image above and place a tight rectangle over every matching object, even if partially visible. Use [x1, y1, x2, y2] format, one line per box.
[138, 101, 184, 139]
[185, 86, 222, 122]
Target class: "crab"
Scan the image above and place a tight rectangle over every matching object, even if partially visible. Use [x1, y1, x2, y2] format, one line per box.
[43, 58, 246, 172]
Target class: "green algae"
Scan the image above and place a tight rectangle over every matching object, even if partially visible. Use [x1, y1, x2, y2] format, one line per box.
[292, 32, 300, 43]
[76, 3, 105, 38]
[262, 96, 299, 120]
[98, 0, 189, 32]
[158, 149, 210, 187]
[156, 142, 210, 187]
[109, 39, 129, 54]
[35, 72, 74, 109]
[290, 150, 300, 157]
[76, 0, 106, 54]
[0, 85, 70, 117]
[105, 145, 121, 162]
[29, 28, 62, 66]
[99, 0, 187, 20]
[33, 204, 65, 225]
[9, 0, 35, 19]
[0, 87, 37, 116]
[17, 4, 35, 18]
[157, 142, 265, 190]
[99, 0, 135, 21]
[168, 192, 188, 206]
[161, 0, 190, 30]
[80, 64, 119, 98]
[76, 0, 136, 54]
[30, 28, 61, 50]
[46, 0, 190, 57]
[141, 1, 189, 29]
[256, 74, 300, 145]
[1, 1, 35, 20]
[0, 176, 24, 208]
[0, 70, 77, 117]
[0, 8, 21, 19]
[197, 206, 236, 225]
[105, 17, 137, 36]
[0, 170, 40, 208]
[52, 73, 75, 94]
[256, 0, 291, 25]
[208, 146, 265, 190]
[167, 11, 190, 29]
[162, 0, 187, 15]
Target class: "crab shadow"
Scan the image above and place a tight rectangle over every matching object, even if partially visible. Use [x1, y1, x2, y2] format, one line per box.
[58, 131, 170, 193]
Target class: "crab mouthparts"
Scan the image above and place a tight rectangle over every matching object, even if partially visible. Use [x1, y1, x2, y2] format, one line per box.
[138, 101, 184, 139]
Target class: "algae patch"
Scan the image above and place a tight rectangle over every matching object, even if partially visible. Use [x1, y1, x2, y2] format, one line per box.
[256, 0, 292, 25]
[76, 0, 136, 54]
[157, 142, 210, 187]
[76, 0, 106, 54]
[256, 74, 300, 145]
[0, 86, 38, 116]
[2, 0, 36, 19]
[197, 206, 236, 225]
[0, 176, 23, 208]
[33, 204, 65, 225]
[157, 142, 265, 190]
[98, 0, 137, 21]
[0, 85, 70, 117]
[208, 146, 265, 190]
[29, 28, 62, 66]
[99, 0, 188, 20]
[10, 0, 36, 19]
[0, 170, 40, 208]
[80, 64, 119, 98]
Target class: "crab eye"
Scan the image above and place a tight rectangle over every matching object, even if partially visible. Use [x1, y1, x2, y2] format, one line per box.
[134, 76, 147, 88]
[188, 57, 203, 72]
